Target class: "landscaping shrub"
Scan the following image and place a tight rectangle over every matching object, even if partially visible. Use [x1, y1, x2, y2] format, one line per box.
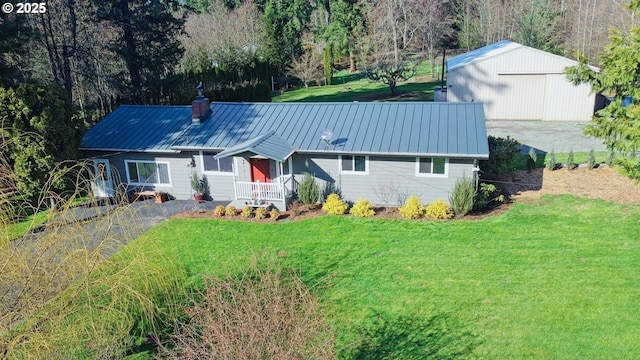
[567, 149, 577, 170]
[213, 205, 226, 217]
[349, 198, 375, 217]
[546, 149, 557, 170]
[587, 149, 597, 169]
[606, 148, 616, 166]
[424, 200, 454, 220]
[615, 157, 640, 181]
[399, 196, 424, 219]
[203, 81, 271, 102]
[322, 193, 348, 215]
[298, 172, 320, 205]
[255, 207, 267, 220]
[158, 256, 335, 359]
[449, 176, 475, 218]
[269, 208, 280, 221]
[480, 136, 521, 175]
[242, 206, 253, 218]
[225, 205, 237, 216]
[475, 183, 505, 211]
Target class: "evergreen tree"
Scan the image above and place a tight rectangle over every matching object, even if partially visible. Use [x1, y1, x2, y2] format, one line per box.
[323, 45, 333, 85]
[566, 0, 640, 154]
[98, 0, 185, 104]
[0, 83, 84, 198]
[0, 11, 33, 86]
[256, 0, 313, 74]
[319, 0, 366, 73]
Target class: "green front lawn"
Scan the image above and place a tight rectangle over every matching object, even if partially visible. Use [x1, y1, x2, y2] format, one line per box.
[123, 195, 640, 359]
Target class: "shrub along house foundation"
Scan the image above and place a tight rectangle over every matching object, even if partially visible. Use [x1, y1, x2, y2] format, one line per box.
[80, 99, 490, 210]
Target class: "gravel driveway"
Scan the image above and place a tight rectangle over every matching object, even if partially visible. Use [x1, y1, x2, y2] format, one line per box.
[486, 120, 606, 153]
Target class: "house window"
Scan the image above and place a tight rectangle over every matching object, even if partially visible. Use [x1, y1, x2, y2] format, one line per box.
[125, 160, 171, 185]
[340, 155, 368, 174]
[202, 152, 233, 174]
[416, 157, 448, 177]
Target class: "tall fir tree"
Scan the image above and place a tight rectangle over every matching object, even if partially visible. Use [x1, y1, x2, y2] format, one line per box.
[97, 0, 185, 104]
[323, 45, 333, 86]
[255, 0, 313, 74]
[566, 0, 640, 155]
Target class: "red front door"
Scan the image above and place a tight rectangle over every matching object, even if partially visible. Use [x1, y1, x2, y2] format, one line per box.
[250, 159, 271, 183]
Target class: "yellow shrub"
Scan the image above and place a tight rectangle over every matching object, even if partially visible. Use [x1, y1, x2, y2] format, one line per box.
[399, 196, 424, 219]
[349, 198, 375, 217]
[213, 205, 226, 217]
[255, 207, 267, 220]
[322, 193, 348, 215]
[269, 208, 280, 221]
[242, 206, 253, 218]
[225, 205, 237, 216]
[424, 199, 454, 219]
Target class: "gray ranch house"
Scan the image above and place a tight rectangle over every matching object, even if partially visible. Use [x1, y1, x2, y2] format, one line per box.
[80, 99, 489, 210]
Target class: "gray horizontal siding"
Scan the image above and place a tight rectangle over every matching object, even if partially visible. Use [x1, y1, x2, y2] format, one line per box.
[84, 151, 197, 200]
[291, 153, 476, 206]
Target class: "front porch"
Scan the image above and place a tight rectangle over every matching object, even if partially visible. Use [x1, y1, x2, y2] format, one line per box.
[232, 176, 298, 211]
[213, 131, 298, 211]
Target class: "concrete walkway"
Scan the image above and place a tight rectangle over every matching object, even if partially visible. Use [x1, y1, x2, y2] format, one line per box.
[486, 120, 606, 153]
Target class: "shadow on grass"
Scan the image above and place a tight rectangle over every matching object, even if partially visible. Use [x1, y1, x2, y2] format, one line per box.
[345, 312, 480, 360]
[280, 80, 441, 103]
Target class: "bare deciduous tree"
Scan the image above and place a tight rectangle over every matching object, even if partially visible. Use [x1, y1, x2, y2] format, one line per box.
[414, 0, 455, 77]
[287, 47, 324, 89]
[180, 0, 262, 82]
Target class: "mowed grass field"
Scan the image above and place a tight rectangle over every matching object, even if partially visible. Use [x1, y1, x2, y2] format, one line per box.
[273, 65, 442, 103]
[124, 195, 640, 359]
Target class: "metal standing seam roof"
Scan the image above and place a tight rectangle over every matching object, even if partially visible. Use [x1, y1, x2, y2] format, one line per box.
[82, 102, 490, 159]
[447, 40, 600, 74]
[214, 130, 294, 162]
[446, 40, 521, 73]
[79, 105, 192, 152]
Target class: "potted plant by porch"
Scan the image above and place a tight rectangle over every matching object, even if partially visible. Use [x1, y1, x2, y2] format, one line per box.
[191, 174, 205, 203]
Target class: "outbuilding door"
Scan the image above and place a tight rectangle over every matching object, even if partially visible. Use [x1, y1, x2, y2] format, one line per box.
[250, 159, 271, 183]
[494, 74, 546, 120]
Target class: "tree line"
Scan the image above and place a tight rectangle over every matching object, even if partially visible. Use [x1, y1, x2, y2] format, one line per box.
[1, 0, 635, 117]
[1, 0, 639, 198]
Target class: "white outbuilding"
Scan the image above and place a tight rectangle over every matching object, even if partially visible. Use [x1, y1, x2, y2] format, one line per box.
[445, 40, 599, 121]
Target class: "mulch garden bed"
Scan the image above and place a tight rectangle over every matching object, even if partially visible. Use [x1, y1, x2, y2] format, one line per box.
[172, 165, 640, 222]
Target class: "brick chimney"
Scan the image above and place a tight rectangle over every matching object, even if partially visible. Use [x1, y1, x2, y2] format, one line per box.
[191, 96, 211, 125]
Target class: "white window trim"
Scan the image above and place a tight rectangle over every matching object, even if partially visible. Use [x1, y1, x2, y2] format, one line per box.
[201, 151, 234, 176]
[415, 157, 449, 178]
[339, 154, 369, 175]
[124, 160, 172, 186]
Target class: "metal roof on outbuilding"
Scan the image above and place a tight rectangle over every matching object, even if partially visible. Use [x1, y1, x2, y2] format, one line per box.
[447, 40, 521, 73]
[447, 40, 599, 74]
[82, 102, 489, 159]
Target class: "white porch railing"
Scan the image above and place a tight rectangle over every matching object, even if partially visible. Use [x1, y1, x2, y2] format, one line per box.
[234, 181, 286, 202]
